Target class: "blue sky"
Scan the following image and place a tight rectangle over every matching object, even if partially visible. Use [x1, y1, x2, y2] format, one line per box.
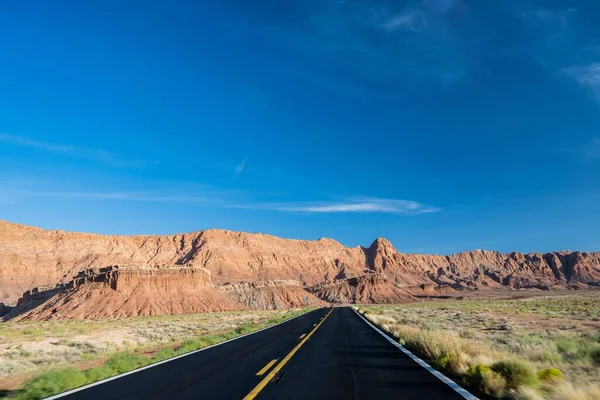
[1, 0, 599, 254]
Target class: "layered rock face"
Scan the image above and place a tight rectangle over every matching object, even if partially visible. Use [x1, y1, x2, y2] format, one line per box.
[1, 220, 599, 316]
[5, 266, 245, 321]
[0, 221, 369, 304]
[308, 274, 414, 304]
[218, 280, 325, 309]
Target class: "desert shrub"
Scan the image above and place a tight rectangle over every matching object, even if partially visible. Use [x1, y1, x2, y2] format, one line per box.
[491, 360, 538, 390]
[235, 325, 253, 335]
[392, 325, 458, 361]
[537, 368, 563, 382]
[436, 352, 457, 371]
[536, 351, 562, 363]
[16, 368, 87, 399]
[554, 337, 597, 362]
[105, 352, 151, 374]
[435, 352, 470, 375]
[555, 338, 578, 359]
[590, 347, 600, 366]
[462, 364, 506, 398]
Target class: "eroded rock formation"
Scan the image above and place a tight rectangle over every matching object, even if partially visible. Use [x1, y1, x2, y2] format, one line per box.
[5, 265, 245, 321]
[218, 280, 325, 310]
[1, 220, 599, 320]
[307, 274, 414, 304]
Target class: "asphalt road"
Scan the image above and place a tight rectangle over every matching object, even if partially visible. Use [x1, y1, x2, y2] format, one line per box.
[54, 307, 471, 400]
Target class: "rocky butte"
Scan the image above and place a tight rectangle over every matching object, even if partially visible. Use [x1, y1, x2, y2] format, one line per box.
[0, 220, 598, 320]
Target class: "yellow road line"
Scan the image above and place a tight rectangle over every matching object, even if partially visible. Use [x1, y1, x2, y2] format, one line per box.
[243, 309, 333, 400]
[299, 334, 306, 339]
[313, 324, 317, 327]
[256, 359, 279, 376]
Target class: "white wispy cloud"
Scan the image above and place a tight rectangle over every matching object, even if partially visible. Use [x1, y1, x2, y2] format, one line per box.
[562, 63, 600, 89]
[0, 133, 149, 167]
[234, 197, 441, 215]
[235, 157, 247, 176]
[379, 11, 428, 33]
[3, 181, 440, 215]
[521, 7, 576, 25]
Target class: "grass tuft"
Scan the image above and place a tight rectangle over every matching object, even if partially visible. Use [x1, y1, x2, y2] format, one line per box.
[537, 368, 563, 383]
[105, 352, 152, 374]
[491, 360, 538, 391]
[462, 364, 506, 397]
[12, 368, 87, 400]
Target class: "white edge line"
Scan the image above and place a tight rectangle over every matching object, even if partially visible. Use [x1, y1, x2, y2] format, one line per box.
[351, 307, 479, 400]
[44, 308, 320, 400]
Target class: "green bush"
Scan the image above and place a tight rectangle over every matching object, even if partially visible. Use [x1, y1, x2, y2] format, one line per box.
[537, 368, 563, 382]
[462, 364, 506, 398]
[105, 352, 152, 374]
[536, 351, 562, 363]
[491, 360, 538, 390]
[555, 338, 578, 359]
[436, 353, 455, 370]
[591, 348, 600, 366]
[235, 325, 253, 335]
[435, 352, 466, 375]
[16, 368, 88, 400]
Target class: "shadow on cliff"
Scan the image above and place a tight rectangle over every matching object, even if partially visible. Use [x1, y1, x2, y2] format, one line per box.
[1, 288, 62, 322]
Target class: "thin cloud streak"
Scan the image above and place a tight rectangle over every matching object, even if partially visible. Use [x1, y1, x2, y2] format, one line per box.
[235, 157, 247, 176]
[235, 197, 441, 215]
[379, 11, 428, 33]
[4, 187, 440, 215]
[562, 63, 600, 89]
[0, 133, 150, 167]
[521, 7, 576, 24]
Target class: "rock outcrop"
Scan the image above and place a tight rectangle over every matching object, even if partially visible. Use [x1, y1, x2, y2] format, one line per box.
[217, 280, 325, 310]
[1, 220, 599, 317]
[0, 302, 12, 317]
[5, 265, 245, 321]
[308, 274, 414, 304]
[4, 265, 331, 321]
[0, 221, 370, 305]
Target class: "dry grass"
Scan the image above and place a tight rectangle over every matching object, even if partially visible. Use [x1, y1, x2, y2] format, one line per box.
[0, 309, 305, 389]
[358, 293, 600, 400]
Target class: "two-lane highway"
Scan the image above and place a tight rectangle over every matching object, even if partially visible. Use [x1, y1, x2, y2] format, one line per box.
[51, 307, 473, 400]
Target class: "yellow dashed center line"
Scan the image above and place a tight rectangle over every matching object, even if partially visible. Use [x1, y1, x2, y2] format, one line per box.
[256, 359, 279, 376]
[299, 334, 306, 339]
[243, 309, 333, 400]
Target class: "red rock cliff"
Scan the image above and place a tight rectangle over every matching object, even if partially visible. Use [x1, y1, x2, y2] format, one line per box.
[1, 220, 598, 305]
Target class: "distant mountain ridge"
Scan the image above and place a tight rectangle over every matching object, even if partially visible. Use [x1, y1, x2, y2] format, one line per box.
[0, 220, 598, 319]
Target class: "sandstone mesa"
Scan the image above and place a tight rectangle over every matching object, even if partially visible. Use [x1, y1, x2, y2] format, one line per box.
[0, 220, 598, 320]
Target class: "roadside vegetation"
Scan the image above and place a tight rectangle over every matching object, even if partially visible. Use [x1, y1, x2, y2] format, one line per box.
[0, 308, 312, 399]
[358, 294, 600, 400]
